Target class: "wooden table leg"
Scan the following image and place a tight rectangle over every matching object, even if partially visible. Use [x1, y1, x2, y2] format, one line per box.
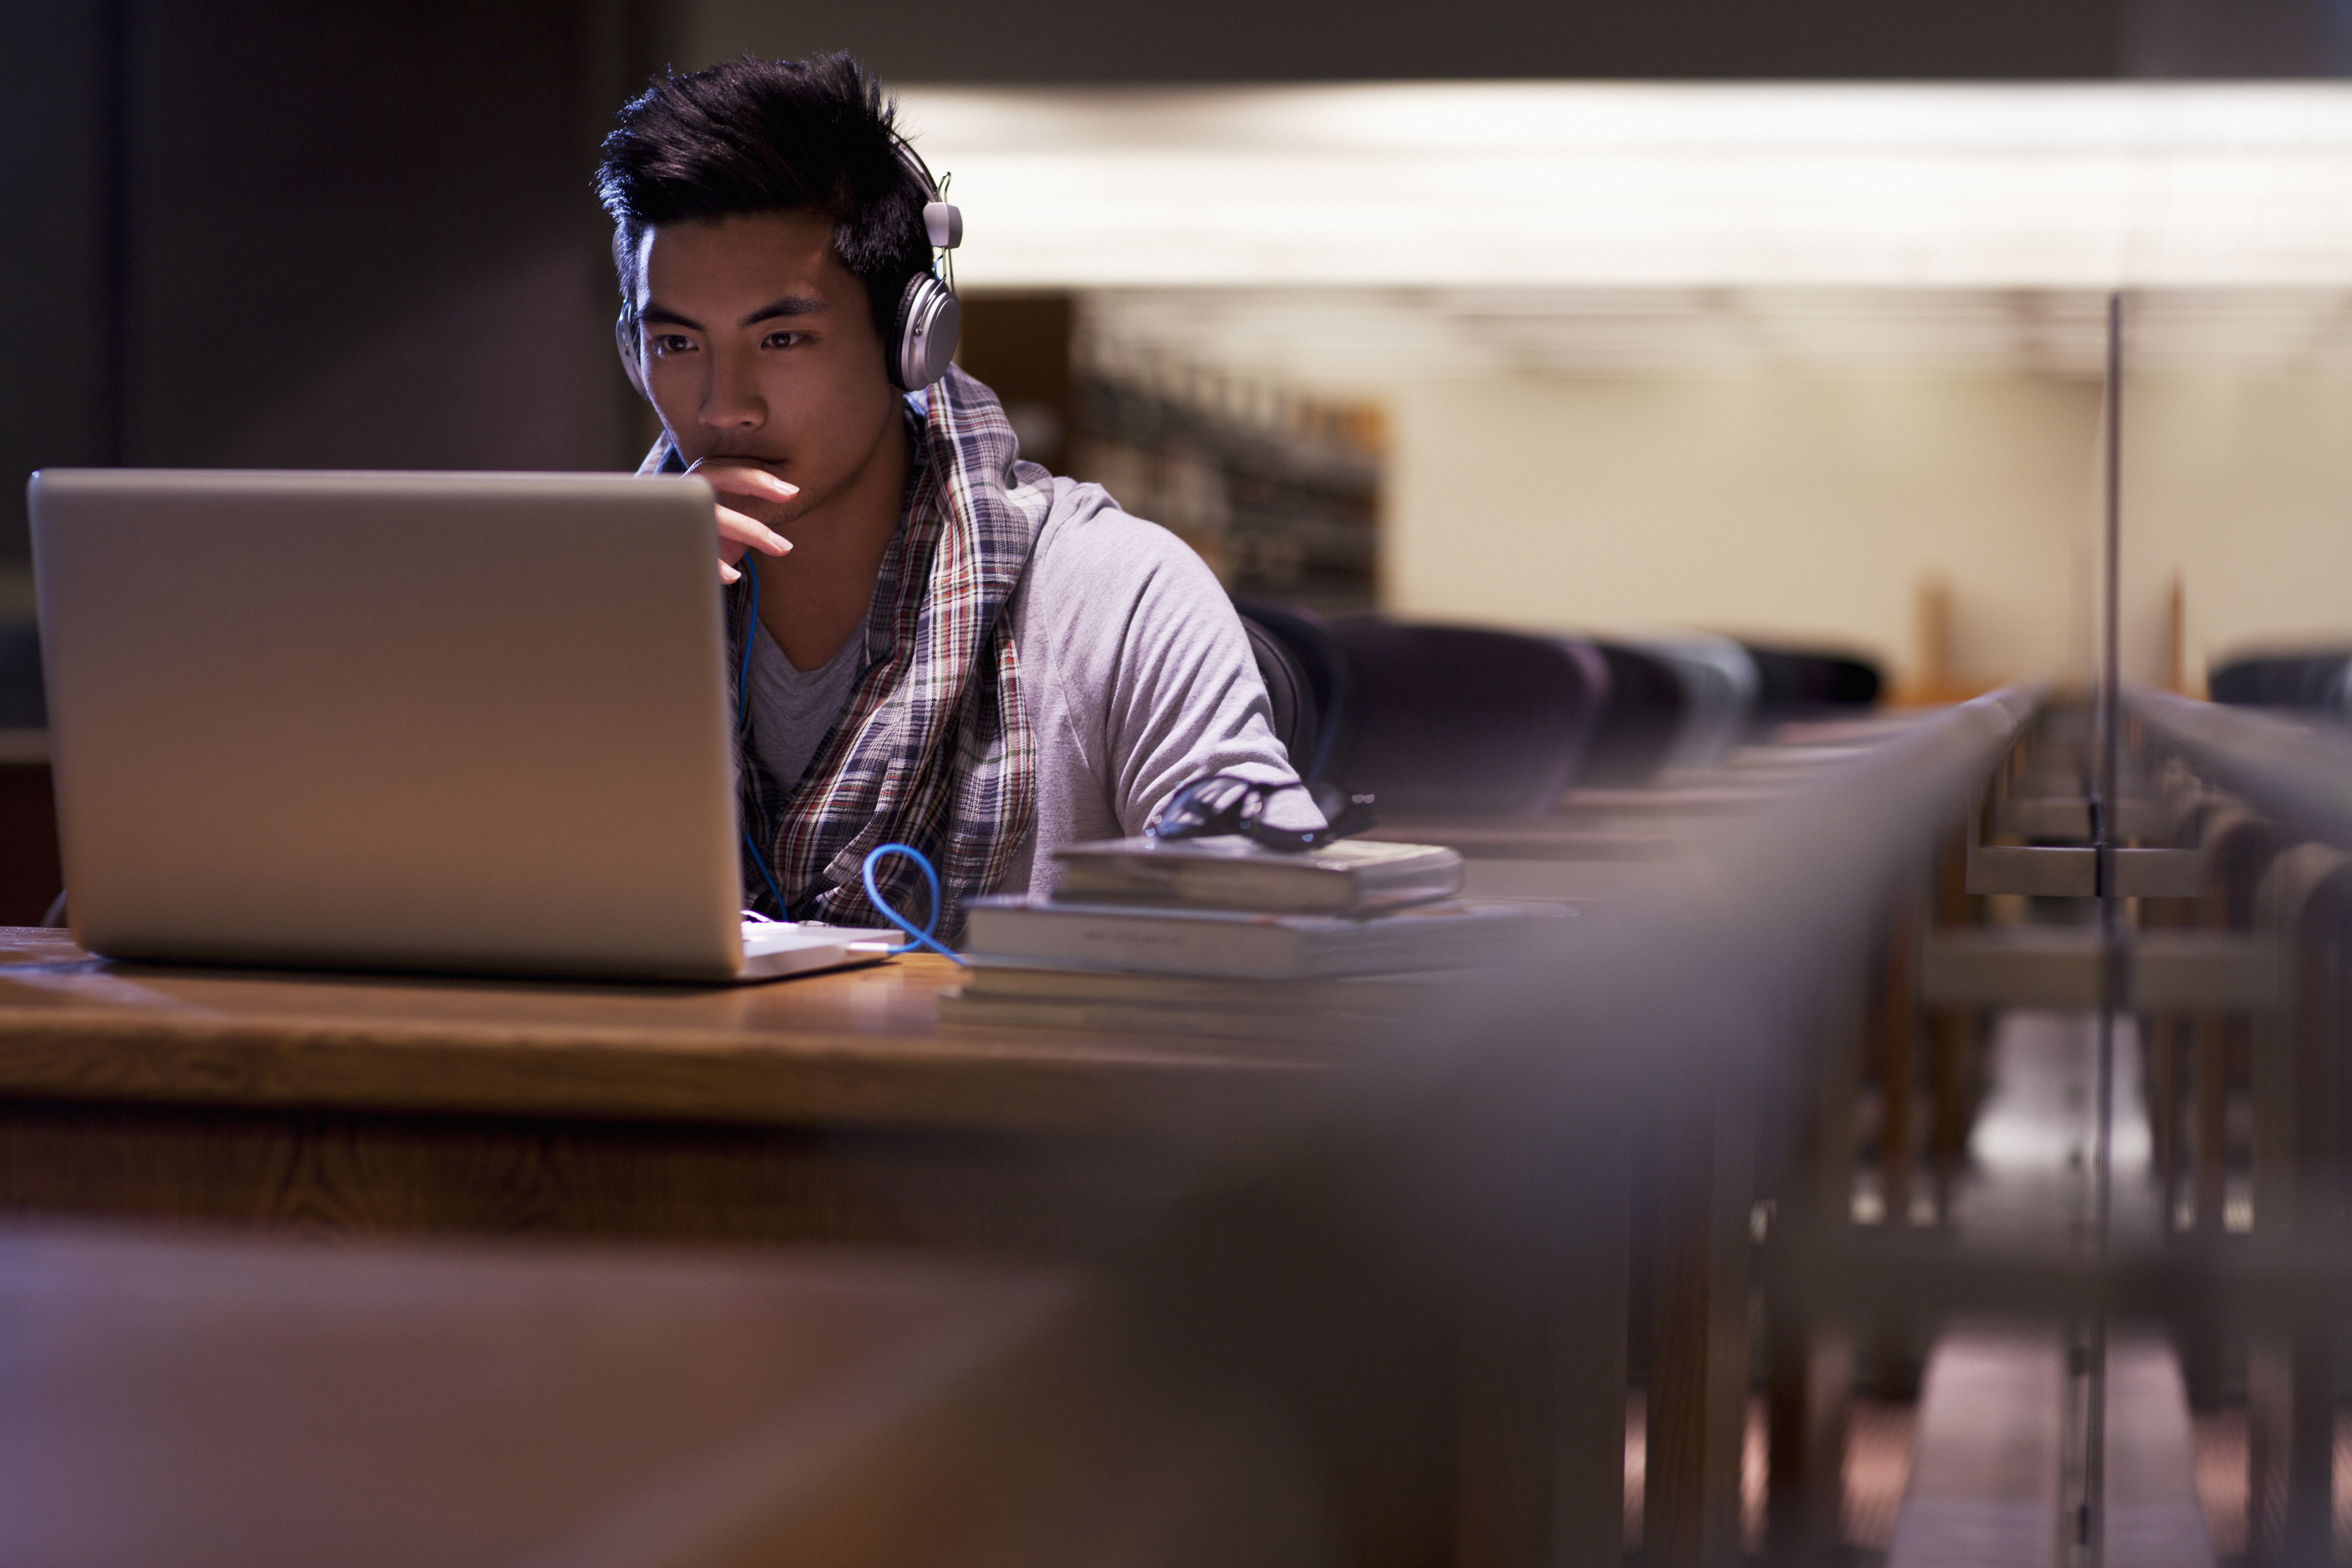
[1927, 824, 1984, 1225]
[1765, 1320, 1850, 1568]
[1454, 1142, 1629, 1568]
[2192, 1016, 2232, 1241]
[2250, 1329, 2335, 1568]
[1926, 1012, 1976, 1224]
[2246, 846, 2351, 1564]
[2144, 1013, 2181, 1228]
[1766, 979, 1866, 1566]
[2138, 876, 2197, 1236]
[1874, 911, 1918, 1231]
[1645, 1080, 1755, 1568]
[1866, 905, 1922, 1400]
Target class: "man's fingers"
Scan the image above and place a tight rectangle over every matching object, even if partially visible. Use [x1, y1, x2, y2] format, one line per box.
[685, 458, 792, 578]
[687, 458, 800, 503]
[716, 505, 791, 558]
[719, 468, 799, 503]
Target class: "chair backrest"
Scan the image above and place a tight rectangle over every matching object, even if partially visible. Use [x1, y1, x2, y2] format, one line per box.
[1233, 597, 1349, 781]
[1325, 617, 1605, 818]
[1238, 615, 1319, 781]
[1739, 642, 1883, 717]
[1582, 642, 1687, 787]
[2210, 651, 2352, 712]
[1628, 633, 1758, 770]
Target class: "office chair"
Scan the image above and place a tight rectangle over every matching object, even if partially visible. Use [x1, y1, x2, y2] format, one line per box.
[1627, 633, 1759, 771]
[1233, 597, 1349, 782]
[2209, 650, 2352, 713]
[1740, 642, 1884, 720]
[1323, 617, 1605, 818]
[1238, 615, 1320, 782]
[1581, 642, 1687, 787]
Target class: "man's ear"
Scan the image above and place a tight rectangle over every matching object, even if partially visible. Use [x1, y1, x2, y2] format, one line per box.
[615, 311, 649, 401]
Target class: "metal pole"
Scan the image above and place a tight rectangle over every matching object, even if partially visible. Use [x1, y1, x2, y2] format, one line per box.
[2079, 288, 2127, 1568]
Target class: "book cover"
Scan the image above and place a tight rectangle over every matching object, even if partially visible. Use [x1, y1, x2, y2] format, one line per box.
[1051, 834, 1464, 915]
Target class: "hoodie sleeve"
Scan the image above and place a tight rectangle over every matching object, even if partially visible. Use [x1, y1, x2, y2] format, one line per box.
[1016, 479, 1311, 842]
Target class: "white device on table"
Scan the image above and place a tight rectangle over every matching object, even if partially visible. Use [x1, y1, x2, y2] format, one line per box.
[27, 468, 892, 983]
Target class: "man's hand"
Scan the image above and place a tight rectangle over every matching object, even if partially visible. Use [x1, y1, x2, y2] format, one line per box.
[686, 457, 796, 583]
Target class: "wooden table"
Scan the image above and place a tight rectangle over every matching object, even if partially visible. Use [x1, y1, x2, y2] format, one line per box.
[0, 934, 1475, 1566]
[0, 928, 1340, 1253]
[0, 906, 1700, 1568]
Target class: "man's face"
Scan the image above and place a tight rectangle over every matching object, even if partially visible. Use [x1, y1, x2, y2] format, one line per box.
[629, 209, 901, 527]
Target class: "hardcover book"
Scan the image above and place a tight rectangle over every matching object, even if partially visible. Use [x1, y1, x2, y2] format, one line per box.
[961, 897, 1556, 980]
[1050, 834, 1464, 915]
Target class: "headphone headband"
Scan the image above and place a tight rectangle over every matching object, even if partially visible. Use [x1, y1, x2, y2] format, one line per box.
[889, 134, 962, 258]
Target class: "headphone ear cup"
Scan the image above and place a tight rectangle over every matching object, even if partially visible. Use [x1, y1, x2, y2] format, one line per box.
[892, 274, 960, 391]
[615, 312, 649, 401]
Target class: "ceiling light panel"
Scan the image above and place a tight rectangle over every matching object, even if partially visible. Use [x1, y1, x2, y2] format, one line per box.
[896, 85, 2352, 290]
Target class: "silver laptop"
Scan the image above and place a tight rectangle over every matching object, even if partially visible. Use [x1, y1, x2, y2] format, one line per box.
[28, 469, 890, 983]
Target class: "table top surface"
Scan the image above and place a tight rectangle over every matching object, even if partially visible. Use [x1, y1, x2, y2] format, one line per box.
[0, 928, 1344, 1138]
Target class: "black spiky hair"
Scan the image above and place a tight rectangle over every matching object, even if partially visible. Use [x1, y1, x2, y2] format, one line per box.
[596, 52, 934, 348]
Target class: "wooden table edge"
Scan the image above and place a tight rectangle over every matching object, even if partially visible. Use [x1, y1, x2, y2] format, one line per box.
[0, 1001, 1340, 1137]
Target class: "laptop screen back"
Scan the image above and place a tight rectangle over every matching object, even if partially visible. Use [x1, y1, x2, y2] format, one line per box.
[29, 469, 747, 980]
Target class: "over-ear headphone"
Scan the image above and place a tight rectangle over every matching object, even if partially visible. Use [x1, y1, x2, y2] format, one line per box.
[887, 136, 962, 391]
[612, 136, 964, 399]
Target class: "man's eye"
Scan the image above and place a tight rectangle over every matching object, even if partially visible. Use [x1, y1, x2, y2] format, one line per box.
[651, 334, 694, 355]
[763, 331, 807, 349]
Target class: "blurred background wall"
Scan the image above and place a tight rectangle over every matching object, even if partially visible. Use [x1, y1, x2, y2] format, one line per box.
[0, 0, 664, 581]
[1378, 369, 2100, 690]
[2123, 347, 2352, 688]
[6, 0, 2351, 694]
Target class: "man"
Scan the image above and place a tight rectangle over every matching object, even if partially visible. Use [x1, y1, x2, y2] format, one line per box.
[595, 52, 1308, 938]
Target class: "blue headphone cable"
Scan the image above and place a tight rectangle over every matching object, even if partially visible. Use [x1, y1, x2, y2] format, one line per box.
[860, 844, 963, 963]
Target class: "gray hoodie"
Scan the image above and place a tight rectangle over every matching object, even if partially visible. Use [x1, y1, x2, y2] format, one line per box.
[991, 473, 1306, 898]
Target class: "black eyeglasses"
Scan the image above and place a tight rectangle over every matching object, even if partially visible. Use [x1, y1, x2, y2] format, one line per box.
[1146, 775, 1379, 853]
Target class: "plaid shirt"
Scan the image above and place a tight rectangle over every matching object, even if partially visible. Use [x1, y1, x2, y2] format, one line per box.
[646, 367, 1044, 940]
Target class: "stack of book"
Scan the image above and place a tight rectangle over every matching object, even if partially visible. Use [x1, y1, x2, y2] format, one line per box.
[945, 834, 1557, 1042]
